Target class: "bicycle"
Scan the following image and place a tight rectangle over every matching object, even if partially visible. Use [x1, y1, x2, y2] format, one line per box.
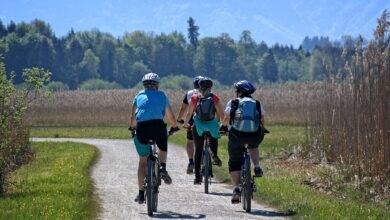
[201, 131, 213, 194]
[130, 127, 179, 216]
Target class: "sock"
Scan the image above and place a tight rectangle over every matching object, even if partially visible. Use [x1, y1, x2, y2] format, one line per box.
[139, 190, 144, 195]
[232, 185, 239, 191]
[160, 163, 166, 170]
[189, 158, 194, 164]
[254, 164, 261, 169]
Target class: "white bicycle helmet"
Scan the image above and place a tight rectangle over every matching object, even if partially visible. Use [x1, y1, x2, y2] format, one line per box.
[142, 72, 160, 86]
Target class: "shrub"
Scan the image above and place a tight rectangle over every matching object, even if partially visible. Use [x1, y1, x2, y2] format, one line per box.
[0, 64, 51, 195]
[78, 79, 123, 90]
[45, 81, 69, 91]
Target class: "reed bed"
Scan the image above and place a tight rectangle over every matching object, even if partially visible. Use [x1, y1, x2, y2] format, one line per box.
[28, 84, 315, 126]
[305, 11, 390, 200]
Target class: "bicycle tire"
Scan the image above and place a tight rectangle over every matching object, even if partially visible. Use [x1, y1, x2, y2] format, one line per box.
[152, 160, 159, 212]
[242, 157, 252, 212]
[146, 159, 154, 216]
[203, 149, 210, 194]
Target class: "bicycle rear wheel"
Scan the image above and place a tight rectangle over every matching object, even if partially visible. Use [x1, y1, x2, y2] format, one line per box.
[242, 158, 252, 212]
[146, 159, 155, 216]
[152, 160, 159, 212]
[203, 149, 210, 193]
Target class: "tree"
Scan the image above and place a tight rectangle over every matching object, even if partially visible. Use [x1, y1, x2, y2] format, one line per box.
[257, 50, 278, 83]
[79, 49, 100, 82]
[151, 32, 187, 76]
[237, 30, 258, 81]
[187, 17, 199, 50]
[0, 19, 6, 37]
[193, 35, 242, 84]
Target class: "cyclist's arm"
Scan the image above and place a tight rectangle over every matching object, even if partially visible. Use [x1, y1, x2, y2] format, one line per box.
[215, 101, 224, 122]
[130, 103, 137, 128]
[166, 105, 178, 128]
[184, 101, 195, 126]
[177, 103, 188, 121]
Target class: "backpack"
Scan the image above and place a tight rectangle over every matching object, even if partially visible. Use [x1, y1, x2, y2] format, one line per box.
[232, 97, 260, 132]
[195, 94, 216, 121]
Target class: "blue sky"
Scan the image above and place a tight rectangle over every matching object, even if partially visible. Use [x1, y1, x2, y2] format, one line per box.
[1, 0, 389, 47]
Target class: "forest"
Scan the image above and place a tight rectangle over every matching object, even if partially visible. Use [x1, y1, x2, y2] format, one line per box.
[0, 17, 361, 89]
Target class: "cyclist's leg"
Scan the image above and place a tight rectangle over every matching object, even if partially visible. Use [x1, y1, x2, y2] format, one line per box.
[186, 128, 195, 174]
[133, 134, 149, 203]
[186, 128, 195, 163]
[209, 137, 222, 166]
[192, 125, 204, 183]
[248, 145, 263, 177]
[138, 156, 148, 190]
[228, 134, 245, 203]
[228, 134, 245, 186]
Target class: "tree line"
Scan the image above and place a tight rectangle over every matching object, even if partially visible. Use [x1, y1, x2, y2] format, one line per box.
[0, 18, 363, 89]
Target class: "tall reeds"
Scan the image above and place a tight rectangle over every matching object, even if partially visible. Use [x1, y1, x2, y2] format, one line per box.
[305, 10, 390, 194]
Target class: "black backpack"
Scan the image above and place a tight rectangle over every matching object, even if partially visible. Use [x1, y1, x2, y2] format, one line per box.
[195, 94, 216, 121]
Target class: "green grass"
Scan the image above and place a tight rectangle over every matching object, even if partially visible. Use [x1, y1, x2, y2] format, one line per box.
[31, 126, 130, 139]
[30, 125, 390, 219]
[0, 142, 99, 220]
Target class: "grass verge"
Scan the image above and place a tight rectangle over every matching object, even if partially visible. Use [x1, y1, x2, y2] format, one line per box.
[0, 142, 99, 220]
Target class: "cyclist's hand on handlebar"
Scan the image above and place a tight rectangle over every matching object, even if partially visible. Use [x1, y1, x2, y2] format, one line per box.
[219, 125, 228, 135]
[128, 126, 136, 138]
[168, 126, 180, 135]
[128, 126, 135, 131]
[176, 119, 184, 124]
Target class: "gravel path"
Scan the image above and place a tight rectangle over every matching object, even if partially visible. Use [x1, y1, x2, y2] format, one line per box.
[32, 138, 289, 220]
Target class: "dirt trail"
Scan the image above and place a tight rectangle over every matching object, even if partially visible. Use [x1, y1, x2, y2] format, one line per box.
[32, 138, 289, 220]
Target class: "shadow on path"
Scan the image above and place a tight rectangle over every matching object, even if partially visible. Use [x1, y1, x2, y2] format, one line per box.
[142, 211, 206, 219]
[237, 209, 296, 217]
[208, 191, 231, 197]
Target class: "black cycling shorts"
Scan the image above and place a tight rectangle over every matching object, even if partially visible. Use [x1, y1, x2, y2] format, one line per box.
[228, 128, 263, 172]
[136, 119, 168, 152]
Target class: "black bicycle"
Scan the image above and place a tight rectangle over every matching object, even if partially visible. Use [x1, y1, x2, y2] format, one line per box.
[130, 127, 179, 216]
[201, 131, 213, 194]
[145, 139, 160, 216]
[240, 145, 256, 212]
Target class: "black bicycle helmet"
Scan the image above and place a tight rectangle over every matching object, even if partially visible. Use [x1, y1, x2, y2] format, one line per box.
[233, 80, 256, 95]
[193, 75, 203, 88]
[198, 77, 213, 88]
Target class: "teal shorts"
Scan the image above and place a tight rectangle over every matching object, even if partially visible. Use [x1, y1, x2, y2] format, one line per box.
[133, 135, 150, 157]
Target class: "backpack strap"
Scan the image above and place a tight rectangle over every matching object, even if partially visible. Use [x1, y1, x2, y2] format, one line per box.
[256, 100, 263, 125]
[229, 98, 239, 125]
